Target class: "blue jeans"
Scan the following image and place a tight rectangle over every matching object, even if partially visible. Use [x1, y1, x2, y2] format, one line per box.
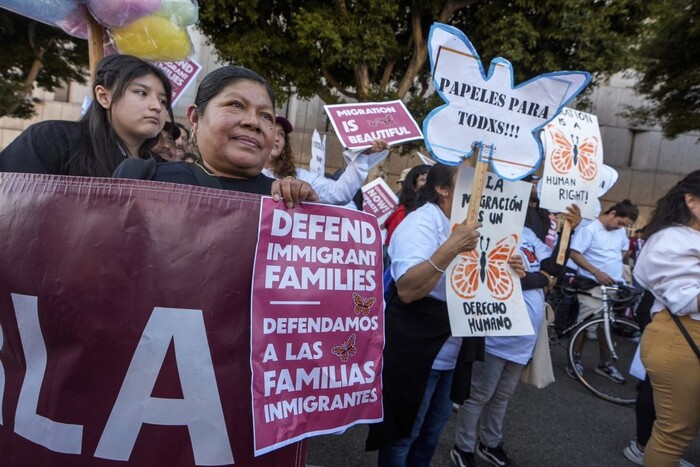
[378, 369, 454, 467]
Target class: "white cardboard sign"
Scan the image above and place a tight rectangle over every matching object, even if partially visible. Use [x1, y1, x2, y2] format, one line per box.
[309, 129, 327, 176]
[423, 23, 590, 180]
[540, 108, 603, 219]
[446, 165, 534, 337]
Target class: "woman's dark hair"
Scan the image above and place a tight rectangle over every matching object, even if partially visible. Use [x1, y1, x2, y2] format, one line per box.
[175, 122, 189, 140]
[416, 163, 457, 208]
[643, 170, 700, 239]
[398, 164, 430, 211]
[193, 65, 275, 115]
[69, 54, 174, 177]
[604, 199, 639, 222]
[270, 131, 296, 178]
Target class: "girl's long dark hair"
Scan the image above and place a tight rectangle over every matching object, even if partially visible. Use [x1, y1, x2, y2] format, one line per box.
[270, 132, 296, 178]
[399, 164, 430, 211]
[416, 163, 457, 208]
[644, 170, 700, 239]
[69, 55, 173, 177]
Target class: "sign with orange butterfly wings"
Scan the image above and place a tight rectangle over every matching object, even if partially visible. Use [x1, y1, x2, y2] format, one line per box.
[539, 108, 603, 219]
[250, 198, 384, 456]
[446, 165, 534, 337]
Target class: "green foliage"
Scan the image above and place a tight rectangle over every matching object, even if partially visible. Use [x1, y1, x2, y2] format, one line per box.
[626, 0, 700, 137]
[0, 10, 88, 119]
[198, 0, 650, 108]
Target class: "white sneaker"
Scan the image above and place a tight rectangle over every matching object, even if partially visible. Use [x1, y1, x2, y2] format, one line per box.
[623, 439, 696, 467]
[622, 440, 643, 466]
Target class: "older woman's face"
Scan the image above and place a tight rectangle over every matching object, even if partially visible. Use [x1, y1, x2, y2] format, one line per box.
[269, 123, 287, 160]
[189, 80, 275, 178]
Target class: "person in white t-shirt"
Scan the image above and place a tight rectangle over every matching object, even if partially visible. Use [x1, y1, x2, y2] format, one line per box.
[568, 199, 639, 383]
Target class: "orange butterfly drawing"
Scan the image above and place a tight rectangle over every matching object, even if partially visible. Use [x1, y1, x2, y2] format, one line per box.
[547, 127, 599, 181]
[331, 334, 357, 362]
[450, 235, 518, 300]
[352, 292, 377, 316]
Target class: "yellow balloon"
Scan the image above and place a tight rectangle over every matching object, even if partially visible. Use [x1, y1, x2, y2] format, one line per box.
[112, 15, 191, 61]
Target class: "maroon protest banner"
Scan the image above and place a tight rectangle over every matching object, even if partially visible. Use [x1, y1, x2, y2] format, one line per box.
[250, 198, 384, 455]
[154, 58, 202, 105]
[324, 100, 423, 150]
[0, 173, 305, 466]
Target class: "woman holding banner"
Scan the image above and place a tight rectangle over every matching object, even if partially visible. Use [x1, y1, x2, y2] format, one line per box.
[367, 163, 524, 467]
[0, 55, 174, 177]
[263, 116, 389, 205]
[114, 65, 317, 206]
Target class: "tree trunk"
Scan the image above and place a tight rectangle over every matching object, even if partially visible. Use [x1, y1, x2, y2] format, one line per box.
[5, 49, 45, 116]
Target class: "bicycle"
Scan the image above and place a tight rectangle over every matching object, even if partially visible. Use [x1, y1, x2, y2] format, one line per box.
[549, 284, 642, 405]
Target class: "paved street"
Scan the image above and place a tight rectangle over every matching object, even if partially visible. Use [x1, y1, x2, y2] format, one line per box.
[307, 341, 700, 466]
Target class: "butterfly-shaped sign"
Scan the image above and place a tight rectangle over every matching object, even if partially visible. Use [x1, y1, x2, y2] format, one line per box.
[446, 165, 534, 337]
[539, 107, 603, 219]
[423, 23, 591, 181]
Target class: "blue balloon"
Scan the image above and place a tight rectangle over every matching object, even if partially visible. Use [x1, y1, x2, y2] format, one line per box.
[0, 0, 78, 26]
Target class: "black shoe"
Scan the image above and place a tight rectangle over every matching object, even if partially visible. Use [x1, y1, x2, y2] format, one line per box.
[477, 442, 510, 466]
[450, 445, 477, 467]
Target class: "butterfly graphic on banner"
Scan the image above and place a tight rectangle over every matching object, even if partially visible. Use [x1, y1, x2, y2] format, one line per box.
[451, 234, 518, 300]
[331, 334, 357, 362]
[367, 114, 394, 127]
[547, 128, 599, 181]
[353, 292, 376, 316]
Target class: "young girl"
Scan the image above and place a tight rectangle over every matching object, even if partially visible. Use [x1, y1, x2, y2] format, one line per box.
[0, 54, 173, 177]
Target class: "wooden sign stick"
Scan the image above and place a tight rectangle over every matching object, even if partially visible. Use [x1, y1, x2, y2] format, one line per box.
[466, 145, 489, 224]
[556, 218, 572, 265]
[87, 14, 105, 80]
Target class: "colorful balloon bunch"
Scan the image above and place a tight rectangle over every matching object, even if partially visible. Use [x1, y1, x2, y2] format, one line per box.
[0, 0, 198, 61]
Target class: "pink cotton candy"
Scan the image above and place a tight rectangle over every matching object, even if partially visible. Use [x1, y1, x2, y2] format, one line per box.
[57, 5, 89, 39]
[88, 0, 162, 28]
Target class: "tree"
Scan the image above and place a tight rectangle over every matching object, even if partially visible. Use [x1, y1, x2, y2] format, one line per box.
[0, 10, 89, 119]
[626, 0, 700, 138]
[198, 0, 650, 111]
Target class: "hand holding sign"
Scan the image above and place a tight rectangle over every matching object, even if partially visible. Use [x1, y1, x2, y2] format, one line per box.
[443, 220, 483, 257]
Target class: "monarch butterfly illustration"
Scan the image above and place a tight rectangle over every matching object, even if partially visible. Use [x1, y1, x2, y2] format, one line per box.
[450, 235, 517, 300]
[331, 334, 357, 362]
[367, 114, 394, 127]
[547, 127, 599, 181]
[520, 246, 537, 264]
[352, 292, 377, 316]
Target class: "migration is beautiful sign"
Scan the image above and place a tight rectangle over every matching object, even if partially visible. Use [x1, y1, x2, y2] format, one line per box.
[250, 198, 384, 455]
[324, 100, 423, 150]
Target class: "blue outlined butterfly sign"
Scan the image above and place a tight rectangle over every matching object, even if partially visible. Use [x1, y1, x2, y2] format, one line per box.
[423, 23, 591, 181]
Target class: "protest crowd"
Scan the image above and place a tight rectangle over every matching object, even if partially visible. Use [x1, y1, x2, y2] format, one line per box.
[0, 28, 699, 467]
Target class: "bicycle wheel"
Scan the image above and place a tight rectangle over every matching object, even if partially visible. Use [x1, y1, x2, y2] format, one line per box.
[567, 316, 641, 405]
